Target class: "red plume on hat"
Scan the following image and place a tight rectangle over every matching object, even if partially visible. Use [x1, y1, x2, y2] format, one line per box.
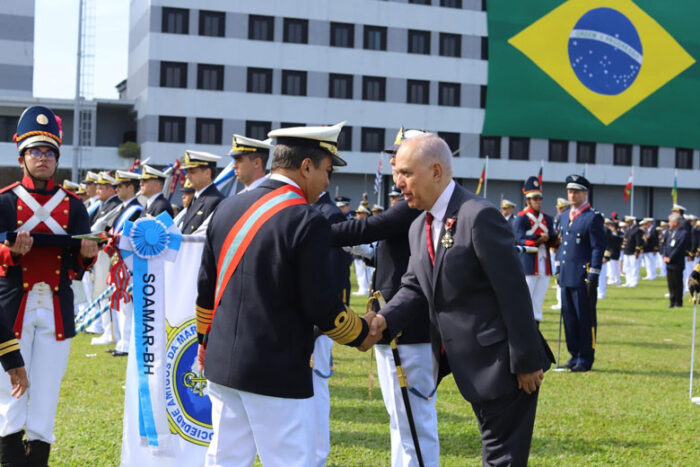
[55, 115, 63, 140]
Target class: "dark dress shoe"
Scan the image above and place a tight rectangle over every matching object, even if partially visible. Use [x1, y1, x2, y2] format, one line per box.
[105, 348, 116, 354]
[571, 365, 591, 373]
[669, 304, 676, 309]
[564, 359, 576, 369]
[112, 351, 128, 357]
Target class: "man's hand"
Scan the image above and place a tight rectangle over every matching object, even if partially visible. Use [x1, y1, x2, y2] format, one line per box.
[664, 257, 670, 264]
[6, 231, 32, 257]
[80, 239, 99, 259]
[586, 273, 599, 297]
[8, 367, 28, 399]
[357, 312, 387, 352]
[634, 251, 640, 259]
[536, 233, 549, 245]
[516, 369, 543, 395]
[197, 344, 206, 371]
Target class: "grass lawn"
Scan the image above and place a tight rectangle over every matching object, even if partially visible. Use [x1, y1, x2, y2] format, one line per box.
[52, 274, 699, 466]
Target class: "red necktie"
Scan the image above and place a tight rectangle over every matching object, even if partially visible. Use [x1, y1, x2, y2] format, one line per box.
[425, 212, 435, 266]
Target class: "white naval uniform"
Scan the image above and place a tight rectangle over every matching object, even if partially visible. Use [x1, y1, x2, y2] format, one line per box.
[657, 250, 667, 277]
[91, 251, 119, 345]
[311, 335, 333, 467]
[205, 382, 315, 467]
[607, 258, 621, 285]
[622, 254, 640, 287]
[642, 248, 657, 281]
[353, 257, 371, 295]
[375, 343, 439, 467]
[0, 283, 71, 443]
[597, 261, 608, 299]
[524, 244, 550, 322]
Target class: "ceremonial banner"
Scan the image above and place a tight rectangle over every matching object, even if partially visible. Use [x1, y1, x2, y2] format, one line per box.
[483, 0, 700, 149]
[120, 217, 212, 465]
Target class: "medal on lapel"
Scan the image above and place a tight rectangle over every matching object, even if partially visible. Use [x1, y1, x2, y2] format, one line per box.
[441, 217, 455, 249]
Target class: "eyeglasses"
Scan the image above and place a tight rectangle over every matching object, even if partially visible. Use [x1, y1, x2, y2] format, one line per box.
[25, 148, 57, 161]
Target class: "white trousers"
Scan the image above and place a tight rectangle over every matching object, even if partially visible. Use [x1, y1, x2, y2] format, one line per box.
[375, 344, 439, 467]
[597, 262, 608, 299]
[81, 272, 103, 334]
[311, 336, 333, 467]
[115, 300, 132, 353]
[525, 274, 550, 322]
[643, 252, 657, 280]
[622, 254, 640, 287]
[607, 260, 621, 285]
[0, 306, 71, 443]
[657, 253, 667, 277]
[205, 382, 315, 467]
[353, 258, 370, 294]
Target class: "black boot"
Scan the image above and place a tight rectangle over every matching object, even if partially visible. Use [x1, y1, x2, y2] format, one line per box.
[0, 430, 26, 467]
[25, 440, 50, 467]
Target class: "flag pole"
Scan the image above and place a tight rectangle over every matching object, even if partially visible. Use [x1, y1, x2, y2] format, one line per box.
[484, 156, 489, 199]
[630, 166, 634, 217]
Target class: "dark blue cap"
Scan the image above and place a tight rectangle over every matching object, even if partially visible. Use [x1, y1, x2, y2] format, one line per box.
[565, 174, 590, 191]
[522, 176, 542, 198]
[15, 106, 62, 156]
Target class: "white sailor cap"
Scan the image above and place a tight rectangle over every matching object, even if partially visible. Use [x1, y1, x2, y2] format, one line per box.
[62, 180, 80, 192]
[372, 204, 384, 212]
[384, 126, 430, 154]
[96, 171, 116, 185]
[684, 214, 697, 221]
[268, 121, 347, 167]
[139, 165, 168, 180]
[624, 215, 636, 222]
[356, 204, 371, 215]
[673, 204, 687, 212]
[618, 221, 626, 227]
[83, 171, 99, 184]
[181, 150, 221, 169]
[556, 197, 570, 208]
[500, 199, 516, 209]
[640, 217, 654, 224]
[229, 134, 274, 158]
[114, 170, 141, 185]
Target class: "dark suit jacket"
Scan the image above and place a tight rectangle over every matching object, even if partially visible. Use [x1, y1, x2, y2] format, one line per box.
[312, 192, 351, 302]
[331, 199, 428, 345]
[196, 180, 368, 399]
[140, 193, 174, 219]
[89, 194, 120, 225]
[641, 227, 658, 253]
[622, 225, 643, 255]
[664, 228, 688, 269]
[180, 184, 224, 234]
[379, 183, 552, 404]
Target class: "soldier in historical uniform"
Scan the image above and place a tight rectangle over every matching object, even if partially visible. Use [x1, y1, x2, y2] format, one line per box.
[557, 175, 606, 372]
[500, 199, 516, 229]
[639, 218, 659, 281]
[331, 128, 440, 467]
[664, 213, 689, 308]
[229, 134, 273, 193]
[621, 215, 642, 287]
[604, 219, 623, 286]
[514, 176, 559, 325]
[178, 151, 224, 235]
[0, 106, 98, 464]
[138, 165, 174, 218]
[195, 123, 373, 466]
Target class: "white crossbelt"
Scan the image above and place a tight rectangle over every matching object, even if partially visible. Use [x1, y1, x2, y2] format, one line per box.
[525, 211, 547, 236]
[12, 185, 68, 234]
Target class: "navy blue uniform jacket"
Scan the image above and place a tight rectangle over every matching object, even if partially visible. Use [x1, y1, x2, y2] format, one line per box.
[558, 207, 606, 288]
[196, 180, 368, 399]
[312, 192, 352, 303]
[180, 184, 224, 234]
[140, 193, 174, 219]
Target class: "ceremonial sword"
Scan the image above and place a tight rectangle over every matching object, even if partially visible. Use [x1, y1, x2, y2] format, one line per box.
[368, 291, 425, 467]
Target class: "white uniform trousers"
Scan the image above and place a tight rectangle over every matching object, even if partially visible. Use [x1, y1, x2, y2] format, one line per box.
[642, 252, 657, 280]
[683, 258, 697, 294]
[375, 343, 439, 467]
[622, 254, 639, 287]
[91, 251, 117, 345]
[115, 299, 132, 353]
[81, 271, 103, 334]
[205, 382, 315, 467]
[525, 274, 550, 322]
[353, 258, 370, 295]
[311, 336, 333, 467]
[657, 253, 667, 278]
[0, 303, 70, 443]
[597, 262, 608, 299]
[607, 259, 621, 285]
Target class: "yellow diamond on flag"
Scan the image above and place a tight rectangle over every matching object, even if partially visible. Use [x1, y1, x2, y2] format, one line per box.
[509, 0, 695, 125]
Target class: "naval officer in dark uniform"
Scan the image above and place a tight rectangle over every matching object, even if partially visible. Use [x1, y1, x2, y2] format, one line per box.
[558, 175, 606, 372]
[138, 165, 174, 218]
[195, 122, 373, 466]
[178, 151, 224, 235]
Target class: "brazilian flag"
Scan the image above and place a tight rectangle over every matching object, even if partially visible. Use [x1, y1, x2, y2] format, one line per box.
[483, 0, 699, 149]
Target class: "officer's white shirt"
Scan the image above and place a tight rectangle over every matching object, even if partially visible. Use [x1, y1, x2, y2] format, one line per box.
[427, 179, 456, 252]
[194, 183, 214, 199]
[269, 173, 300, 189]
[146, 192, 162, 209]
[239, 175, 267, 193]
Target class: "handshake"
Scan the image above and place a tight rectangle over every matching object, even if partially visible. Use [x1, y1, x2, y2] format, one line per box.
[357, 311, 388, 352]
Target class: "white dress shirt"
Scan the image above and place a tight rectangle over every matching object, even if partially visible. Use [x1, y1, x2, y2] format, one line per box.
[427, 179, 456, 252]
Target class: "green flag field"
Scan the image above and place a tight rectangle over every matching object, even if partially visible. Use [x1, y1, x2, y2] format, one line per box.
[52, 273, 699, 466]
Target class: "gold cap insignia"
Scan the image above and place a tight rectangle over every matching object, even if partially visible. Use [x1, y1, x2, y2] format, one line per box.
[37, 114, 49, 125]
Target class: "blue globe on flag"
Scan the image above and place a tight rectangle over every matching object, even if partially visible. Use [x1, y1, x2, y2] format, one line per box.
[568, 8, 643, 96]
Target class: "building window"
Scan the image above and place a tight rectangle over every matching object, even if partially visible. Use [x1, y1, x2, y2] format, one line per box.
[282, 70, 307, 96]
[364, 26, 387, 51]
[439, 33, 461, 57]
[676, 148, 693, 169]
[509, 137, 529, 160]
[363, 76, 386, 101]
[640, 146, 658, 167]
[330, 22, 354, 48]
[158, 116, 186, 143]
[246, 121, 271, 142]
[249, 15, 273, 41]
[329, 74, 353, 99]
[247, 68, 273, 94]
[280, 122, 304, 128]
[408, 30, 431, 54]
[361, 127, 385, 152]
[160, 61, 187, 88]
[439, 82, 460, 107]
[407, 80, 429, 104]
[441, 0, 463, 7]
[196, 118, 222, 145]
[199, 10, 225, 37]
[197, 64, 224, 90]
[0, 116, 19, 142]
[409, 0, 431, 4]
[576, 142, 596, 163]
[283, 18, 308, 44]
[480, 85, 487, 109]
[439, 132, 460, 154]
[480, 136, 501, 158]
[481, 36, 488, 60]
[162, 8, 189, 34]
[549, 140, 569, 162]
[613, 144, 632, 166]
[337, 126, 352, 151]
